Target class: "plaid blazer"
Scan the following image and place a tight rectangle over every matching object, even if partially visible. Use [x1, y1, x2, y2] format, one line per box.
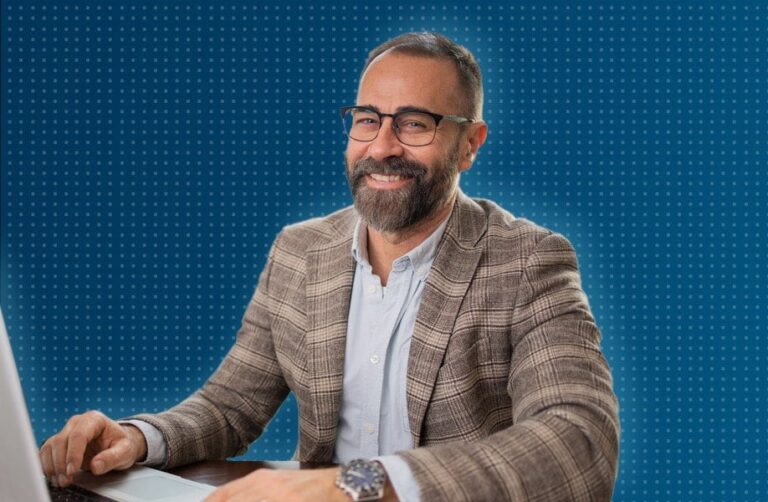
[133, 191, 620, 501]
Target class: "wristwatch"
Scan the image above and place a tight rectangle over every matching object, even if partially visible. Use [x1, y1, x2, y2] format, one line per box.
[335, 458, 387, 501]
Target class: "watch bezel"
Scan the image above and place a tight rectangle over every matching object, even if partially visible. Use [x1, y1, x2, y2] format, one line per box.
[335, 459, 387, 501]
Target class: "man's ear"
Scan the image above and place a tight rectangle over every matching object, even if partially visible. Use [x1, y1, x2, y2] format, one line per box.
[458, 121, 488, 172]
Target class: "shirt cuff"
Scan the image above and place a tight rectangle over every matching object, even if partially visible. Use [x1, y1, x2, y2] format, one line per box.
[374, 455, 422, 502]
[118, 419, 168, 467]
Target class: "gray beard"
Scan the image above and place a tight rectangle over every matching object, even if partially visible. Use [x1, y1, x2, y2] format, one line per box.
[346, 146, 459, 233]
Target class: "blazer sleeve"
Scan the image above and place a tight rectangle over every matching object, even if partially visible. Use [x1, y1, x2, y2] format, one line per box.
[128, 234, 291, 469]
[397, 232, 620, 501]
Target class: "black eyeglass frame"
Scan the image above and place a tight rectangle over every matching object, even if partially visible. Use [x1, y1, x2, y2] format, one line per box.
[339, 105, 475, 146]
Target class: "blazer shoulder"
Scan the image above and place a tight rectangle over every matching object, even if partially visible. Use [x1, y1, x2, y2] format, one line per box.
[274, 205, 357, 256]
[473, 198, 556, 246]
[465, 197, 583, 274]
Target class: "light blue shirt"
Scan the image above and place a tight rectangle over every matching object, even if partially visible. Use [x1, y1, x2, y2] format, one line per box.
[332, 215, 449, 502]
[128, 214, 449, 502]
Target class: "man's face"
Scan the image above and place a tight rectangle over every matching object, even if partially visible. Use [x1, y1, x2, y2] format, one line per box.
[345, 52, 469, 233]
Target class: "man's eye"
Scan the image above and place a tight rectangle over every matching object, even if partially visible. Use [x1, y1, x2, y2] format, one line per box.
[355, 117, 379, 126]
[401, 120, 426, 129]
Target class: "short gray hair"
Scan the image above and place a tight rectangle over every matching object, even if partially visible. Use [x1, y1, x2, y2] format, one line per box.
[362, 32, 484, 120]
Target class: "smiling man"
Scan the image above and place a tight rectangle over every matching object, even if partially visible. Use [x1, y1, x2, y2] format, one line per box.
[40, 32, 620, 501]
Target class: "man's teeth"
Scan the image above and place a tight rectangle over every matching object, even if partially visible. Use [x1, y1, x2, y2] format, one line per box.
[370, 173, 404, 182]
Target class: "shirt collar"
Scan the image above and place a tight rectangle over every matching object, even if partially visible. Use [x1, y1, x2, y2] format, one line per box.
[351, 212, 451, 280]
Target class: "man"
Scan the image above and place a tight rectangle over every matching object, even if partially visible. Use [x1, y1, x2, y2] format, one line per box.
[40, 32, 620, 501]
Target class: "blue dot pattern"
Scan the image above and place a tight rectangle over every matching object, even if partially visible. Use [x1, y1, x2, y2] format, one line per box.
[1, 2, 766, 500]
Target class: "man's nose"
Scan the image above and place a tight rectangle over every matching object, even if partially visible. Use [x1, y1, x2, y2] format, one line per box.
[366, 118, 404, 161]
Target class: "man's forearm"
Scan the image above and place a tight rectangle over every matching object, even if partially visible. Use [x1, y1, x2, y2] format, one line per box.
[398, 408, 619, 501]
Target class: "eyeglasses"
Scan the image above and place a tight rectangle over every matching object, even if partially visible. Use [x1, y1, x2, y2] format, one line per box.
[340, 106, 474, 147]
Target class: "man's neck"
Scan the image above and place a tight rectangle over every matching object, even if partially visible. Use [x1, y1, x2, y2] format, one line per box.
[366, 197, 455, 286]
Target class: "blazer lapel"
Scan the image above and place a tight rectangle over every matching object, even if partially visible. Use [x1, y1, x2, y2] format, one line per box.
[305, 215, 357, 461]
[407, 192, 487, 446]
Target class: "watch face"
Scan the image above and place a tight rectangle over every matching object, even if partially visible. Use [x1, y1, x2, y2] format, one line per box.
[345, 465, 380, 490]
[338, 459, 386, 500]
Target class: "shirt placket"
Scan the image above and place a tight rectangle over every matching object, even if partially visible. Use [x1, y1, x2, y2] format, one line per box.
[359, 265, 408, 456]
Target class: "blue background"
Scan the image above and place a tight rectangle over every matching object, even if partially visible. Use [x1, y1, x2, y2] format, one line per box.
[2, 2, 766, 500]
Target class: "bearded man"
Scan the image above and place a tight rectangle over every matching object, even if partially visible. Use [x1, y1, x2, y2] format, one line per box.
[41, 32, 620, 502]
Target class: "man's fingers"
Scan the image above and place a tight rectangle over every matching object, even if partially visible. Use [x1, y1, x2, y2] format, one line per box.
[203, 470, 335, 502]
[42, 436, 76, 487]
[64, 414, 110, 476]
[204, 473, 257, 502]
[50, 436, 70, 479]
[39, 442, 54, 479]
[204, 470, 278, 502]
[90, 438, 135, 475]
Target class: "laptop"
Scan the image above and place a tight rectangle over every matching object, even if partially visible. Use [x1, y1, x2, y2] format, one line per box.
[0, 306, 217, 502]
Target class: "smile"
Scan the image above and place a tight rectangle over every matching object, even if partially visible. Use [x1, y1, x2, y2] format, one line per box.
[370, 173, 407, 182]
[365, 173, 413, 189]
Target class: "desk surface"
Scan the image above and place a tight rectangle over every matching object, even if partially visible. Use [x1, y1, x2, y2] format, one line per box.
[168, 461, 330, 487]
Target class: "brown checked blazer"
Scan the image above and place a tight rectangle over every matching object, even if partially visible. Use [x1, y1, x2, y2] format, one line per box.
[132, 191, 620, 501]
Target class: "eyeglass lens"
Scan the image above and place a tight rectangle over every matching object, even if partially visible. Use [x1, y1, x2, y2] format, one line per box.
[343, 109, 437, 146]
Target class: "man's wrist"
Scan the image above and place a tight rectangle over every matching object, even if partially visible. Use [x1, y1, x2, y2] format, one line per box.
[372, 461, 399, 502]
[121, 424, 148, 463]
[381, 476, 398, 502]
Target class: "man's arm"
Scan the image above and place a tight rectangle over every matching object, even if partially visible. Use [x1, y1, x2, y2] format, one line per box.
[397, 232, 620, 501]
[126, 234, 291, 469]
[41, 235, 291, 484]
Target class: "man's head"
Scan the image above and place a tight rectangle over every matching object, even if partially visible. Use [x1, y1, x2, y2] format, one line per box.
[344, 32, 488, 234]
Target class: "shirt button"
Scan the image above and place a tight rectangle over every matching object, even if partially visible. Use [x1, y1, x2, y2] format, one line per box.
[367, 284, 376, 294]
[369, 354, 380, 364]
[365, 423, 375, 434]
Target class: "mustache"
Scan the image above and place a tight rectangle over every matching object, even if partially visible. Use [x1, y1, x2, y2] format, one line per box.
[350, 157, 428, 182]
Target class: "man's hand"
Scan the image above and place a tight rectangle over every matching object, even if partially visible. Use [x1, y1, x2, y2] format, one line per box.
[204, 467, 400, 502]
[39, 410, 148, 488]
[204, 467, 348, 502]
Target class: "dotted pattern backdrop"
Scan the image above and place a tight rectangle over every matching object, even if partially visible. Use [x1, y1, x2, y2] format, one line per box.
[2, 2, 767, 501]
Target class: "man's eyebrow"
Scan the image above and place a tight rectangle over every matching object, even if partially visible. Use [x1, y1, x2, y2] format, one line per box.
[355, 104, 437, 115]
[356, 103, 381, 112]
[394, 105, 435, 115]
